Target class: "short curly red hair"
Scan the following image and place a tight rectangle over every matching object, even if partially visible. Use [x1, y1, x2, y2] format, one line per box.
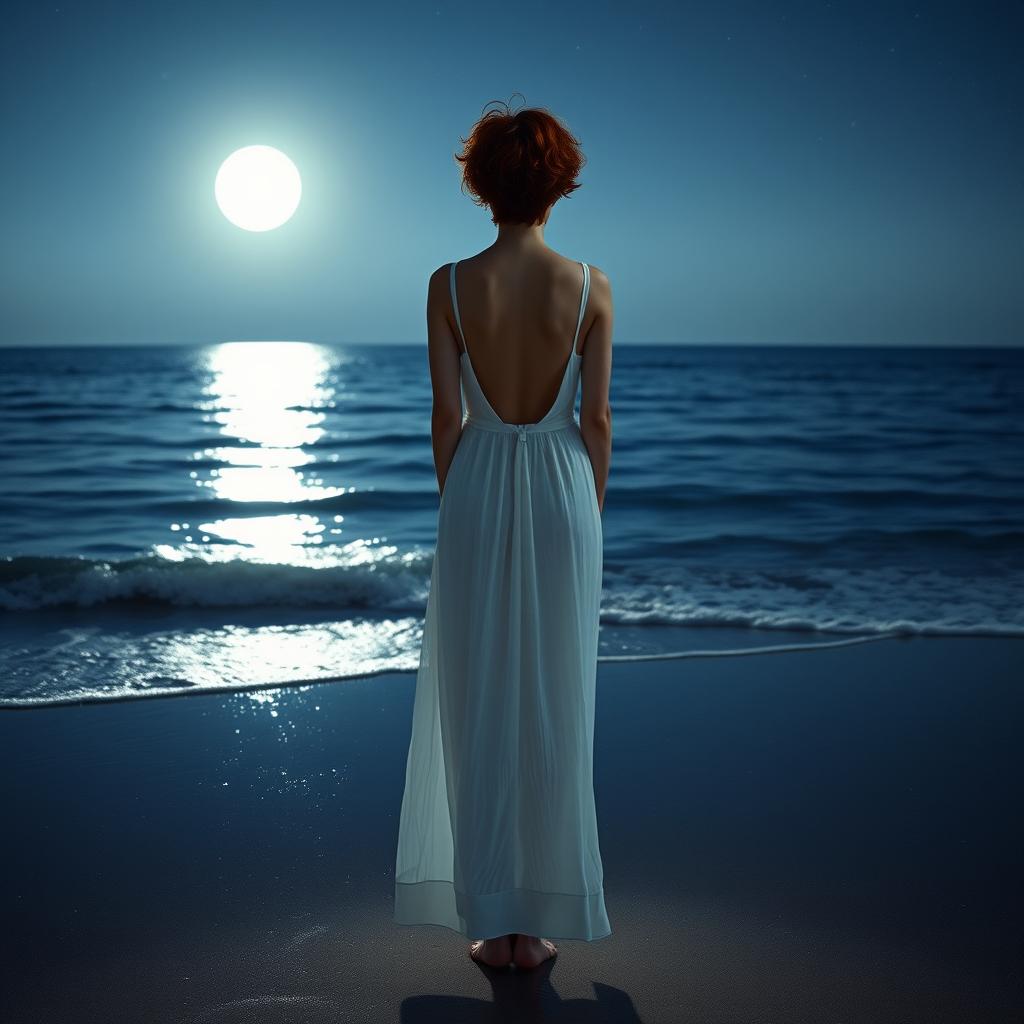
[454, 95, 586, 226]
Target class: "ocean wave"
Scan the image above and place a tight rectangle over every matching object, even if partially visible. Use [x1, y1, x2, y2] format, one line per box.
[0, 552, 432, 612]
[1, 552, 1021, 641]
[599, 605, 1024, 638]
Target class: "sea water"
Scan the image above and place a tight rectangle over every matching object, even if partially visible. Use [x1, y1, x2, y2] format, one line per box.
[1, 341, 1021, 705]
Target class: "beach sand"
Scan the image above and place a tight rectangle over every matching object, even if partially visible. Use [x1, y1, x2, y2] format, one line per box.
[1, 632, 1020, 1023]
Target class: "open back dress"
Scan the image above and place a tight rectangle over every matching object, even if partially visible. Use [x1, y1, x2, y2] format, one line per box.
[393, 259, 610, 941]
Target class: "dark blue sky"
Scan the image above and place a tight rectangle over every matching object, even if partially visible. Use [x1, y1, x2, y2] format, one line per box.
[2, 1, 1021, 347]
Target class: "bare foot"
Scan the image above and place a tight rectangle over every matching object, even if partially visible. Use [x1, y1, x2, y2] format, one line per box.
[511, 933, 558, 969]
[468, 934, 514, 967]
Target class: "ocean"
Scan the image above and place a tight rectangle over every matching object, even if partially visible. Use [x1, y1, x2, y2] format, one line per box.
[1, 341, 1021, 707]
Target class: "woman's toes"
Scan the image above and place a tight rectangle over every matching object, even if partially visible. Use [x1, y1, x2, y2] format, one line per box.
[512, 936, 558, 968]
[469, 937, 512, 967]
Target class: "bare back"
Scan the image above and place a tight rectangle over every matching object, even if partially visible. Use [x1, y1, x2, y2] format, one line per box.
[449, 250, 596, 426]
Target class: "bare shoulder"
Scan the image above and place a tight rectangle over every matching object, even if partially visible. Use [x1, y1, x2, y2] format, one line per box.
[553, 252, 610, 297]
[429, 261, 453, 289]
[427, 262, 454, 307]
[584, 263, 613, 315]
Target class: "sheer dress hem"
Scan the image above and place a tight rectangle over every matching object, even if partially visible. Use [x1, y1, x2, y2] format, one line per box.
[394, 878, 612, 942]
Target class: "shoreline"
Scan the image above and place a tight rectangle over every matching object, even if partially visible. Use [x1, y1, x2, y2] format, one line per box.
[3, 628, 1017, 710]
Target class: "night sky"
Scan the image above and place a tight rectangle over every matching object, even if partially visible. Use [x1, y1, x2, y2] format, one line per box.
[2, 1, 1021, 347]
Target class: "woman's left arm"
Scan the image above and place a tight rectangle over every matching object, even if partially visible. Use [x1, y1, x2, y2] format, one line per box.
[425, 265, 464, 497]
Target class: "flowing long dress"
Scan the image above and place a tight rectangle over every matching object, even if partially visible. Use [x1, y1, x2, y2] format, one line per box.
[393, 259, 610, 941]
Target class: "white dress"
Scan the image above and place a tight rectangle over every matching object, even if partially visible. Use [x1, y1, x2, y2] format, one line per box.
[393, 260, 610, 941]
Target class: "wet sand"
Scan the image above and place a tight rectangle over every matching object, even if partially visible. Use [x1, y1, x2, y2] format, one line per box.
[1, 633, 1021, 1022]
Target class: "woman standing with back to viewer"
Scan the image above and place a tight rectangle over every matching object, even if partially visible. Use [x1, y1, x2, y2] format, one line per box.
[393, 96, 614, 971]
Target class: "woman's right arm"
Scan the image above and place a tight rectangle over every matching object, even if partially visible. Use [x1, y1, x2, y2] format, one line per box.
[578, 266, 613, 514]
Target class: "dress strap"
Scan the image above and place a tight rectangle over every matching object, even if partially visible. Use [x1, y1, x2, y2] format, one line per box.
[449, 261, 467, 354]
[572, 262, 591, 355]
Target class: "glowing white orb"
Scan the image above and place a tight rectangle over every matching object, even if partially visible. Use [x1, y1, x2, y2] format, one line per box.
[214, 145, 302, 232]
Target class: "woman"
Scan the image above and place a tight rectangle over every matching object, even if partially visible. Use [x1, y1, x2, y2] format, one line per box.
[393, 98, 614, 971]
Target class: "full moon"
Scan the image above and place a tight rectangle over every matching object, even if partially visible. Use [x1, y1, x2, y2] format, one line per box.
[215, 145, 302, 232]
